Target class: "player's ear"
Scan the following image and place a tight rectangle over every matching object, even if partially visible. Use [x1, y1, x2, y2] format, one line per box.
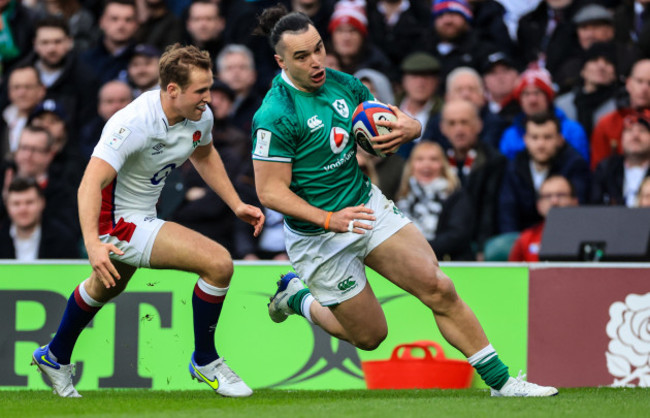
[167, 82, 179, 98]
[274, 54, 285, 70]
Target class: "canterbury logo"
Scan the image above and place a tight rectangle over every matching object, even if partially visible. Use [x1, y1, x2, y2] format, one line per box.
[337, 277, 357, 292]
[307, 115, 324, 131]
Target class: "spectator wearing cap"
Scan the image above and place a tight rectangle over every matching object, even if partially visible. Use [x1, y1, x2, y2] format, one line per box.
[516, 0, 583, 83]
[1, 65, 46, 160]
[0, 176, 80, 260]
[592, 111, 650, 207]
[499, 111, 590, 234]
[554, 3, 640, 93]
[591, 59, 650, 170]
[78, 80, 133, 161]
[28, 98, 85, 188]
[396, 51, 443, 159]
[16, 16, 100, 141]
[422, 66, 508, 151]
[82, 0, 139, 84]
[418, 0, 495, 86]
[499, 68, 589, 162]
[366, 0, 430, 68]
[171, 78, 257, 258]
[183, 0, 226, 67]
[481, 51, 520, 121]
[128, 44, 161, 97]
[134, 0, 184, 52]
[328, 0, 396, 80]
[28, 99, 68, 154]
[0, 124, 78, 231]
[555, 42, 618, 139]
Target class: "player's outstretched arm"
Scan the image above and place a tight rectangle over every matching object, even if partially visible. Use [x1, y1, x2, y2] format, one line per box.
[254, 160, 375, 234]
[78, 157, 124, 288]
[372, 104, 422, 154]
[190, 144, 265, 236]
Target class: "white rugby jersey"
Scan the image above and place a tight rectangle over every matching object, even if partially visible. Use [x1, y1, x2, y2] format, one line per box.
[92, 90, 212, 235]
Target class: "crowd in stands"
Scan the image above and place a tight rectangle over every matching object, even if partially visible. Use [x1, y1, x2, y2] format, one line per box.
[1, 0, 650, 262]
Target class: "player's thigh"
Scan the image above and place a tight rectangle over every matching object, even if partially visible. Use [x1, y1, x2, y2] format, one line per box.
[329, 282, 387, 350]
[149, 221, 233, 284]
[365, 223, 444, 298]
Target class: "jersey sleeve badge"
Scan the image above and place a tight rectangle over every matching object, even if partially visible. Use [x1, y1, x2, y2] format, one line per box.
[105, 127, 132, 150]
[254, 129, 272, 157]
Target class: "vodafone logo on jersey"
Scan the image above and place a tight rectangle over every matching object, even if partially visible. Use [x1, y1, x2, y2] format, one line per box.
[192, 131, 201, 148]
[329, 127, 349, 154]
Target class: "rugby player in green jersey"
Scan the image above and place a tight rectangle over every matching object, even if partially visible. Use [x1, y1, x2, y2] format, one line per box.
[251, 4, 557, 397]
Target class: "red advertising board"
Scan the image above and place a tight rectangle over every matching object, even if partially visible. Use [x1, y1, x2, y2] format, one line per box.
[528, 265, 650, 387]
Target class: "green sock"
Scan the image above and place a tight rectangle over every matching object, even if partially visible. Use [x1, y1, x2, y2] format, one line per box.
[474, 354, 510, 390]
[287, 289, 311, 316]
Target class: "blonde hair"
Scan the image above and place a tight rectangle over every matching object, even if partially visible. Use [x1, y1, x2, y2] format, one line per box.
[636, 176, 650, 207]
[159, 43, 212, 90]
[396, 142, 459, 200]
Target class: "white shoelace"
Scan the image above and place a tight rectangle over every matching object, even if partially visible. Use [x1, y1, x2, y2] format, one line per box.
[215, 359, 242, 383]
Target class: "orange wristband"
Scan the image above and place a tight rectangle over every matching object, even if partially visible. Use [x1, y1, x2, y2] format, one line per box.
[324, 211, 333, 230]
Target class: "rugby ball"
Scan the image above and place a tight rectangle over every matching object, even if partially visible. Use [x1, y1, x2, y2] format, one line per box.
[351, 101, 397, 158]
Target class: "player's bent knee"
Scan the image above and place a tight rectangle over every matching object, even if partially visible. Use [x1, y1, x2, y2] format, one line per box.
[353, 331, 387, 351]
[417, 268, 459, 309]
[200, 255, 234, 285]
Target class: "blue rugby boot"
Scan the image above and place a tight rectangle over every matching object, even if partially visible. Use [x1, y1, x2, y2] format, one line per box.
[189, 354, 253, 397]
[268, 272, 306, 323]
[31, 345, 81, 397]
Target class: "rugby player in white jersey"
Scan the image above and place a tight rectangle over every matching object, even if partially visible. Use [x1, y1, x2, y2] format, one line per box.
[31, 44, 264, 398]
[253, 5, 558, 397]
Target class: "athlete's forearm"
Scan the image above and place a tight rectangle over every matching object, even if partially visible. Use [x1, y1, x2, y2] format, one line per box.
[78, 175, 103, 247]
[257, 179, 328, 228]
[190, 145, 243, 212]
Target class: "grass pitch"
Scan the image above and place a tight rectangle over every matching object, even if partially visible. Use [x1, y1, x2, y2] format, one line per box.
[1, 388, 648, 418]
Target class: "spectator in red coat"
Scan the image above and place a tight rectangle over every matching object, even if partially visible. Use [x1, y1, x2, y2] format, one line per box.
[591, 58, 650, 170]
[509, 175, 578, 262]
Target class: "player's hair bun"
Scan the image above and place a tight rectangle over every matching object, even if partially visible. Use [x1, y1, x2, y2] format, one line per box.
[254, 3, 289, 38]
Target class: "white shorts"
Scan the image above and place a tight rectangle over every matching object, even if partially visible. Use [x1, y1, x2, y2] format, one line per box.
[284, 185, 411, 306]
[99, 214, 166, 268]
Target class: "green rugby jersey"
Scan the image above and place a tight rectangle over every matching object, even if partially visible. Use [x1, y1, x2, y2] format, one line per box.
[252, 68, 373, 234]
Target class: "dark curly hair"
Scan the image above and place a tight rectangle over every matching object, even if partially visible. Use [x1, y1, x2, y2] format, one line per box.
[254, 3, 314, 52]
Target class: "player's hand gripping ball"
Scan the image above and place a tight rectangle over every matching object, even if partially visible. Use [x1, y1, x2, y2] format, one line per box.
[351, 100, 398, 158]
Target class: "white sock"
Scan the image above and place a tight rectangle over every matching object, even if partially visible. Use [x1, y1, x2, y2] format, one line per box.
[80, 279, 104, 307]
[197, 278, 229, 296]
[301, 294, 315, 324]
[467, 344, 497, 366]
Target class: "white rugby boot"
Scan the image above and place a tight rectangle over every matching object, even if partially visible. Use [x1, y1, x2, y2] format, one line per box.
[31, 345, 81, 398]
[189, 354, 253, 397]
[491, 371, 559, 397]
